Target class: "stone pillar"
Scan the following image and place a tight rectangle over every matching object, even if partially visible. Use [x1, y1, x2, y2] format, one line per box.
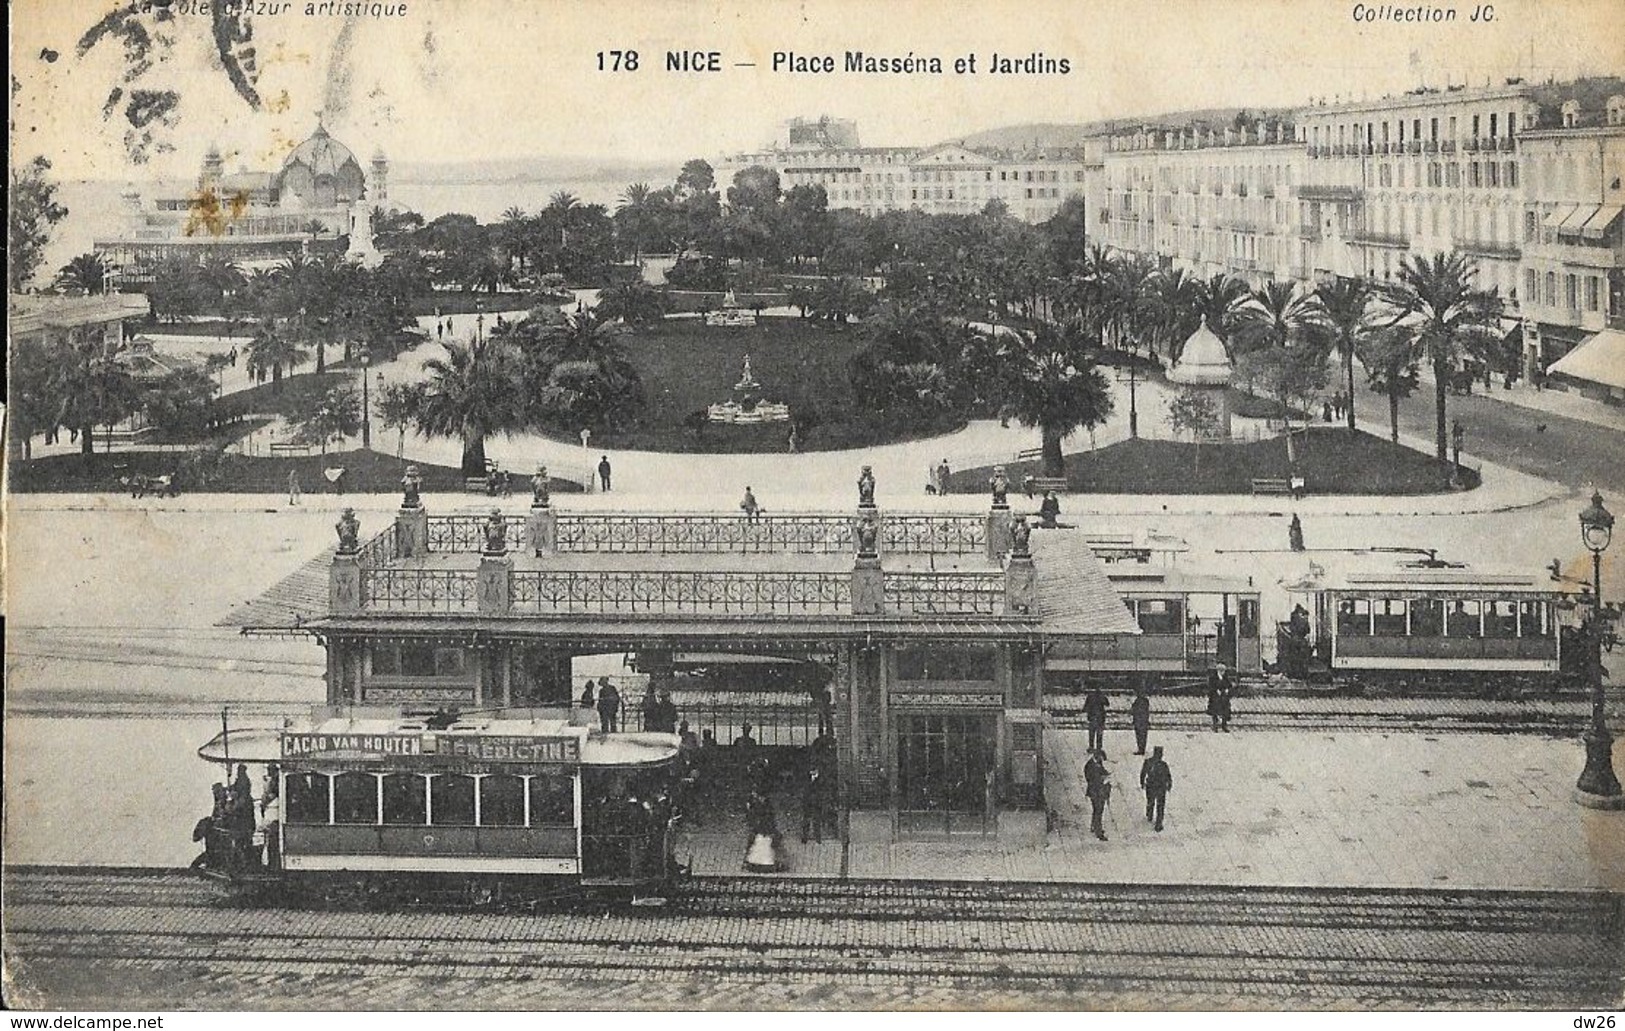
[846, 643, 891, 816]
[477, 554, 512, 616]
[851, 555, 884, 615]
[330, 553, 361, 616]
[395, 505, 429, 558]
[528, 507, 557, 556]
[986, 508, 1012, 562]
[1005, 553, 1036, 616]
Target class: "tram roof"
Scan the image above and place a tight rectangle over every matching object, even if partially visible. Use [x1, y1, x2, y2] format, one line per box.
[1105, 568, 1260, 596]
[1289, 561, 1572, 595]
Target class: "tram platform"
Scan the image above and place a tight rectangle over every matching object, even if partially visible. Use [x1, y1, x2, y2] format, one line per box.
[674, 725, 1625, 892]
[7, 717, 1623, 892]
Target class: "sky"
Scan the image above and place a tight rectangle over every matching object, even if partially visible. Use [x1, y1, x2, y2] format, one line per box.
[9, 0, 1624, 181]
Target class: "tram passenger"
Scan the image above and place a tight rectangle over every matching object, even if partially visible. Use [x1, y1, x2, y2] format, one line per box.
[207, 783, 233, 868]
[259, 783, 283, 870]
[596, 679, 622, 733]
[655, 688, 679, 734]
[640, 684, 661, 732]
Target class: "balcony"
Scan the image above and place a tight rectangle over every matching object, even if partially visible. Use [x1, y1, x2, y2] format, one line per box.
[1465, 138, 1482, 153]
[1458, 239, 1521, 260]
[1441, 140, 1456, 154]
[1351, 231, 1409, 249]
[1406, 141, 1423, 155]
[1529, 240, 1625, 268]
[1298, 184, 1363, 202]
[1298, 224, 1324, 241]
[1500, 137, 1516, 152]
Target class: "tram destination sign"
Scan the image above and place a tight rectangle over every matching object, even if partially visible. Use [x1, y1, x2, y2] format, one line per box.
[282, 732, 581, 764]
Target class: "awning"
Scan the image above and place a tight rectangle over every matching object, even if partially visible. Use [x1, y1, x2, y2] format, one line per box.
[1558, 205, 1599, 234]
[1543, 204, 1579, 229]
[1548, 329, 1625, 391]
[1581, 204, 1623, 240]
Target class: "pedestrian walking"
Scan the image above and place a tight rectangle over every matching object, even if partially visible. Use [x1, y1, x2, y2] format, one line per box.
[597, 455, 612, 491]
[1139, 746, 1173, 832]
[1206, 665, 1233, 732]
[287, 469, 301, 506]
[937, 458, 951, 495]
[436, 320, 443, 341]
[1083, 685, 1110, 754]
[800, 736, 835, 844]
[596, 678, 621, 733]
[740, 486, 761, 523]
[1129, 685, 1151, 755]
[1083, 749, 1112, 842]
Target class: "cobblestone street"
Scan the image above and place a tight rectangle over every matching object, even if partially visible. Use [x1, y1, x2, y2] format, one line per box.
[4, 871, 1620, 1011]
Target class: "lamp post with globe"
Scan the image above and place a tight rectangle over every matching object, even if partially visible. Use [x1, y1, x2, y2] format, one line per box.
[1575, 490, 1623, 808]
[359, 342, 372, 450]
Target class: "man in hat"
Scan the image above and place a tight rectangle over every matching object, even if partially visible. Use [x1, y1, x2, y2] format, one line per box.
[1082, 685, 1110, 754]
[1129, 684, 1152, 756]
[1139, 746, 1173, 832]
[1083, 749, 1112, 842]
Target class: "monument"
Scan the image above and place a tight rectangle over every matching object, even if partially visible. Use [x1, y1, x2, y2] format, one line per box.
[707, 353, 791, 424]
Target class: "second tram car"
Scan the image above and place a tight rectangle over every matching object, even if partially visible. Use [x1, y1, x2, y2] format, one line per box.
[1274, 559, 1583, 696]
[194, 710, 683, 903]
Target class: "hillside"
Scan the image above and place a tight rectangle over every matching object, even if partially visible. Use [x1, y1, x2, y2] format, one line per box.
[946, 105, 1297, 151]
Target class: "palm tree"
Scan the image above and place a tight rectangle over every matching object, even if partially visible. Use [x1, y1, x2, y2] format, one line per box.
[244, 322, 310, 394]
[1004, 323, 1115, 478]
[48, 337, 140, 461]
[1376, 252, 1504, 462]
[1197, 274, 1250, 347]
[1230, 280, 1327, 357]
[1357, 326, 1422, 444]
[55, 252, 109, 295]
[547, 191, 580, 213]
[1145, 267, 1204, 360]
[413, 338, 529, 475]
[1314, 276, 1374, 431]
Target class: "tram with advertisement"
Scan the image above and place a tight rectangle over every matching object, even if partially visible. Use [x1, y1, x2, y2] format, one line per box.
[194, 709, 685, 904]
[1272, 557, 1586, 696]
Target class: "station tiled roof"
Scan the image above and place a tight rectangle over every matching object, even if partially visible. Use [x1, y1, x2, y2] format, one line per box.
[1028, 531, 1141, 636]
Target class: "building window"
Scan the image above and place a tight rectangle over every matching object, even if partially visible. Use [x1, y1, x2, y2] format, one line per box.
[1446, 163, 1460, 187]
[334, 771, 379, 824]
[1411, 599, 1443, 636]
[1566, 274, 1578, 310]
[1445, 600, 1483, 639]
[1470, 162, 1482, 188]
[1545, 271, 1556, 305]
[1505, 162, 1517, 187]
[285, 771, 331, 825]
[1587, 276, 1601, 311]
[1524, 211, 1537, 242]
[479, 774, 526, 827]
[528, 773, 575, 825]
[1489, 113, 1498, 138]
[382, 772, 427, 825]
[897, 646, 997, 681]
[1525, 268, 1537, 299]
[1336, 599, 1371, 637]
[1487, 162, 1500, 187]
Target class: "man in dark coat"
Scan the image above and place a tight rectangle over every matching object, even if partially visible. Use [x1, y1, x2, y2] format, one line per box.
[1082, 686, 1110, 753]
[596, 678, 622, 733]
[1083, 749, 1112, 842]
[1129, 686, 1152, 755]
[1139, 745, 1173, 832]
[800, 738, 835, 844]
[1206, 668, 1226, 733]
[655, 689, 679, 734]
[597, 455, 612, 491]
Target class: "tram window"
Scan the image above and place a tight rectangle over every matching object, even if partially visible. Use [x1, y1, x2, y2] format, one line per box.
[285, 772, 330, 824]
[1411, 599, 1443, 636]
[1134, 599, 1184, 635]
[1445, 600, 1482, 638]
[1238, 598, 1260, 638]
[1372, 599, 1408, 636]
[382, 773, 427, 824]
[1485, 600, 1519, 638]
[1518, 600, 1550, 637]
[480, 774, 525, 827]
[896, 647, 995, 681]
[429, 774, 477, 826]
[332, 771, 378, 824]
[1336, 599, 1371, 636]
[529, 773, 575, 826]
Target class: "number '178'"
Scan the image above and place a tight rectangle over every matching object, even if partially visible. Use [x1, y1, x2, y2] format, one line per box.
[597, 51, 639, 71]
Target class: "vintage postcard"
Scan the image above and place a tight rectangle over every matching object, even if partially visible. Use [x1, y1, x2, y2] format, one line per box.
[5, 0, 1624, 1015]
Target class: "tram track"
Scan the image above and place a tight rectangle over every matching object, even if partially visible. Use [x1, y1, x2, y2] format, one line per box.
[4, 868, 1619, 1009]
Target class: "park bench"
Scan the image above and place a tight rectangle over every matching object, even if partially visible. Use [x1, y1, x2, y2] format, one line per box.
[1024, 475, 1069, 497]
[1016, 447, 1043, 462]
[464, 476, 490, 494]
[268, 442, 312, 456]
[1251, 478, 1293, 496]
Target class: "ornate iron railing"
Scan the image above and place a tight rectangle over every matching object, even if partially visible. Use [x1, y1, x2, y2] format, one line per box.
[553, 512, 986, 555]
[510, 570, 852, 615]
[360, 568, 479, 612]
[883, 572, 1006, 616]
[355, 524, 398, 567]
[880, 515, 986, 555]
[425, 514, 527, 553]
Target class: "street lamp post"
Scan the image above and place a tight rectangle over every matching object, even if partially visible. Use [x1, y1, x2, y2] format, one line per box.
[1575, 490, 1623, 808]
[359, 342, 372, 450]
[579, 428, 592, 492]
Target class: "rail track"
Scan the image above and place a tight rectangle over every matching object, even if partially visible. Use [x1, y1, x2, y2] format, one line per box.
[5, 867, 1620, 1010]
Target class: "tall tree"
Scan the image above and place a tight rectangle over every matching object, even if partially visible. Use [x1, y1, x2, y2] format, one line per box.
[1004, 323, 1115, 477]
[413, 338, 529, 475]
[1357, 327, 1422, 444]
[1230, 280, 1326, 357]
[56, 253, 110, 295]
[1314, 276, 1374, 430]
[1377, 252, 1504, 462]
[9, 156, 69, 292]
[244, 322, 310, 393]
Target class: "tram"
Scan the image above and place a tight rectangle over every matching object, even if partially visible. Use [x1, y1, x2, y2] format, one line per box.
[194, 709, 685, 903]
[1045, 567, 1264, 689]
[1272, 557, 1584, 696]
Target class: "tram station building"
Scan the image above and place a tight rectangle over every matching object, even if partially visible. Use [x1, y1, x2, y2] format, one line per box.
[232, 476, 1140, 842]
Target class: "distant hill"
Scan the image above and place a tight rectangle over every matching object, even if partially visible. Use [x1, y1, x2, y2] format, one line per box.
[393, 156, 679, 186]
[945, 105, 1297, 150]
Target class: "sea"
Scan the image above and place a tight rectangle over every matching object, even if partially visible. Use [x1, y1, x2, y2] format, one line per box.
[38, 162, 677, 284]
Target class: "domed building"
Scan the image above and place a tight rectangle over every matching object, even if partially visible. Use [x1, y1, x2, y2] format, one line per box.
[1167, 316, 1235, 439]
[96, 121, 388, 282]
[276, 123, 367, 210]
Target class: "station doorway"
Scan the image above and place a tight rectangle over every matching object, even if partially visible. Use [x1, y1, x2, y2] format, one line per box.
[895, 712, 997, 837]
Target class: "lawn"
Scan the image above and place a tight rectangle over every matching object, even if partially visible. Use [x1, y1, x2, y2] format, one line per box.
[7, 447, 584, 496]
[571, 317, 965, 453]
[950, 427, 1478, 496]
